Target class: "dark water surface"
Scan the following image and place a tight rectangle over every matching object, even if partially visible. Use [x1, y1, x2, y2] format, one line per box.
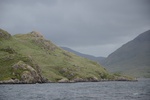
[0, 79, 150, 100]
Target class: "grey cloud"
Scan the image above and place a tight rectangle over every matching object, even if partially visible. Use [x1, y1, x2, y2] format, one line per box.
[0, 0, 150, 56]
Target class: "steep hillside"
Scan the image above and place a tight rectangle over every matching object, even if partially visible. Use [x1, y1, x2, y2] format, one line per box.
[0, 28, 120, 83]
[61, 47, 105, 63]
[102, 30, 150, 77]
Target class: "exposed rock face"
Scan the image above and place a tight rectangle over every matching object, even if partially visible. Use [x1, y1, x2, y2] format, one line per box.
[12, 61, 46, 83]
[30, 31, 58, 51]
[31, 31, 44, 38]
[0, 28, 11, 39]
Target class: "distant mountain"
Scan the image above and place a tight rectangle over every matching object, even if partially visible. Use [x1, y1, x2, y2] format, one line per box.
[61, 47, 105, 63]
[102, 30, 150, 78]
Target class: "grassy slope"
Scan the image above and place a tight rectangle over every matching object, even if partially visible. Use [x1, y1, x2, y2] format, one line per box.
[0, 31, 110, 82]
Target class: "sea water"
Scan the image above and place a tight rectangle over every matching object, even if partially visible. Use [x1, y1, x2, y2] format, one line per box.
[0, 78, 150, 100]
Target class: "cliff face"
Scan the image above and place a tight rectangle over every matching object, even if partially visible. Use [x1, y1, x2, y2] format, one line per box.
[1, 29, 117, 83]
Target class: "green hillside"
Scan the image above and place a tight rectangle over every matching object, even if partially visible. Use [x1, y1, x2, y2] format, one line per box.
[1, 28, 121, 83]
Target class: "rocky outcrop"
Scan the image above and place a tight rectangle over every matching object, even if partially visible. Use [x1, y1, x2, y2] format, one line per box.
[11, 61, 47, 84]
[30, 31, 58, 51]
[30, 31, 44, 38]
[0, 28, 11, 39]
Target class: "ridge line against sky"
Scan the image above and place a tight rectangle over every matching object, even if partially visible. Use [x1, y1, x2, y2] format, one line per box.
[0, 0, 150, 57]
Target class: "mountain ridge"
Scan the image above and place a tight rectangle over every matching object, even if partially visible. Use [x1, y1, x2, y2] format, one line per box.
[61, 47, 105, 63]
[102, 30, 150, 77]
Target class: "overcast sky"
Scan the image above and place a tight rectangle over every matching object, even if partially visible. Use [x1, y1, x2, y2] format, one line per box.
[0, 0, 150, 57]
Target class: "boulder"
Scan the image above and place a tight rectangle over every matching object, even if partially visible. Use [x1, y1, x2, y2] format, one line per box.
[58, 78, 69, 83]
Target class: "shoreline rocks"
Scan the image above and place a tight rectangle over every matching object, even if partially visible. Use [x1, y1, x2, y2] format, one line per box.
[0, 78, 137, 84]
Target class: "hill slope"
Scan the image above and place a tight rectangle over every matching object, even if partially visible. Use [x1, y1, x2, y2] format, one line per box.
[0, 29, 116, 83]
[102, 30, 150, 77]
[61, 47, 105, 63]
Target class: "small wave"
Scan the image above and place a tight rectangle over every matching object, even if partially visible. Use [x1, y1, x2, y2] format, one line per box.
[133, 93, 139, 95]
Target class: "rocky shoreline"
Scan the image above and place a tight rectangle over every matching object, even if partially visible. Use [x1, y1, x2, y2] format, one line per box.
[0, 78, 137, 84]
